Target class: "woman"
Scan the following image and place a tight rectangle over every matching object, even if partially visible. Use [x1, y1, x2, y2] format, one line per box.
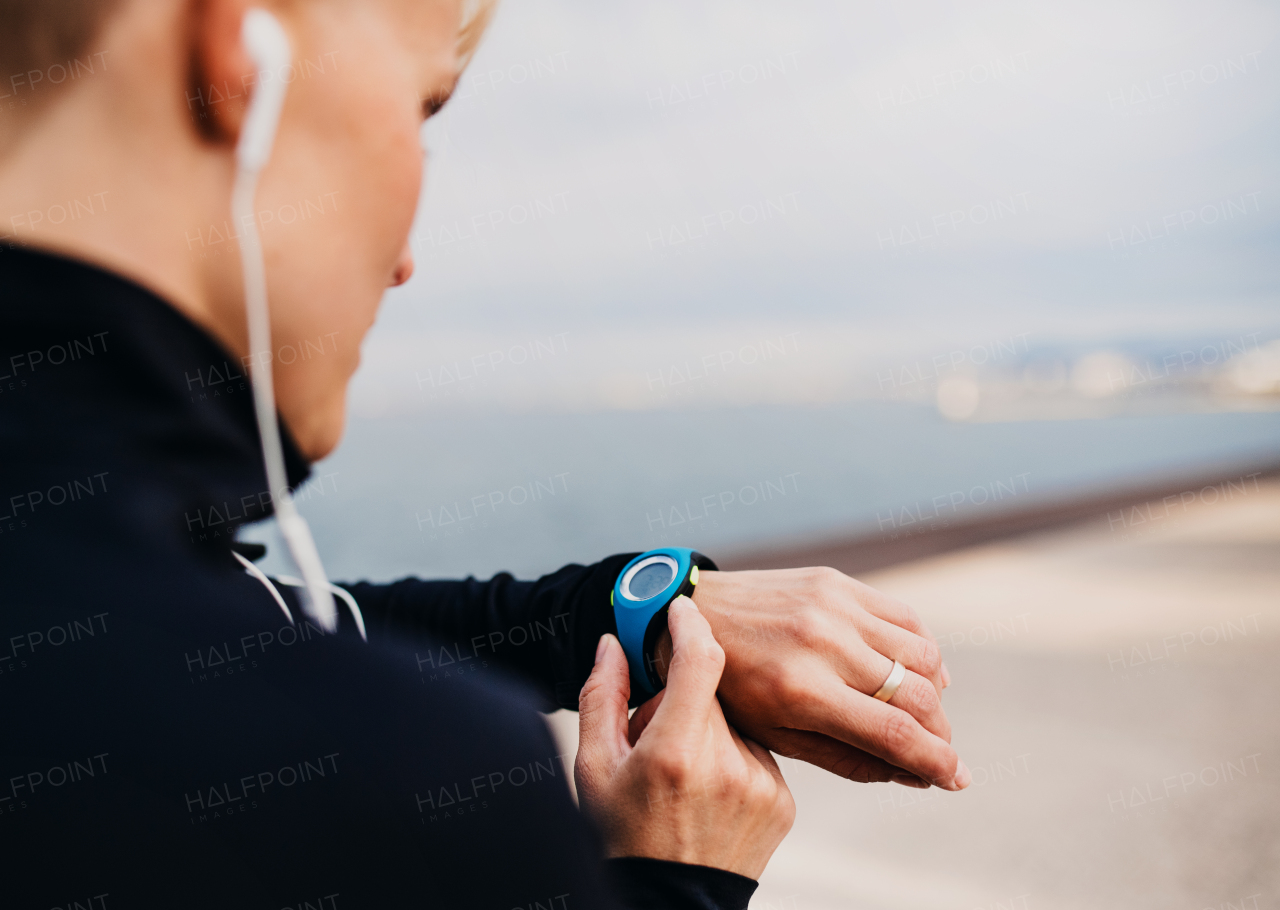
[0, 0, 964, 906]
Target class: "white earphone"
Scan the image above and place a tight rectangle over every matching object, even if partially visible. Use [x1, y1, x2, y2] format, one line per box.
[233, 9, 341, 635]
[237, 10, 290, 172]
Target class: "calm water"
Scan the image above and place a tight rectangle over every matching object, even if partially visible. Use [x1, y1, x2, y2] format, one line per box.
[244, 405, 1280, 583]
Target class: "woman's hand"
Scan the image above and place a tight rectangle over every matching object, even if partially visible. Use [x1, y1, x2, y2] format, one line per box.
[675, 567, 970, 791]
[576, 596, 795, 880]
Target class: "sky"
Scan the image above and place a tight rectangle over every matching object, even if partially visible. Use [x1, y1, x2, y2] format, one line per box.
[345, 0, 1280, 417]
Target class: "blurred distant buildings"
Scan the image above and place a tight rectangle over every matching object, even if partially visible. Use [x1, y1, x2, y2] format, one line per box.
[916, 334, 1280, 422]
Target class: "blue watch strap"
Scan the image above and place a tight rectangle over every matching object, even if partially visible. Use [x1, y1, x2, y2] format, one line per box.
[612, 548, 717, 699]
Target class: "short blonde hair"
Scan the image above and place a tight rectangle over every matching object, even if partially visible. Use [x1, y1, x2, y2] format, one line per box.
[0, 0, 124, 83]
[456, 0, 498, 71]
[0, 0, 499, 95]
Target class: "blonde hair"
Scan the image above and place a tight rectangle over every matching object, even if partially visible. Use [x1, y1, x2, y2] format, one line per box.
[0, 0, 124, 83]
[456, 0, 498, 71]
[0, 0, 499, 93]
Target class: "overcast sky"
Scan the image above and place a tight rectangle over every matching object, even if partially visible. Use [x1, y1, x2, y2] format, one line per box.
[348, 0, 1280, 416]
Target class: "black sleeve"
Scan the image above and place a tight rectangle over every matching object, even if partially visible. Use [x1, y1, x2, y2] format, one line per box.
[606, 859, 759, 910]
[339, 553, 641, 710]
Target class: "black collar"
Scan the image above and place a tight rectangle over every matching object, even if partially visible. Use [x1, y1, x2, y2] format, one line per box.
[0, 245, 311, 551]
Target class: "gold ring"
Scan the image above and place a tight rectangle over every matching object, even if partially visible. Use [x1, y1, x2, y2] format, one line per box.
[872, 660, 906, 702]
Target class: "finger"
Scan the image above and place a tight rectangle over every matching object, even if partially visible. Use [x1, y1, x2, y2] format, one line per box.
[628, 689, 665, 747]
[576, 634, 632, 791]
[883, 668, 951, 743]
[853, 580, 951, 687]
[793, 678, 966, 790]
[647, 596, 726, 745]
[862, 614, 945, 694]
[744, 726, 930, 788]
[853, 580, 931, 638]
[795, 612, 948, 729]
[837, 648, 951, 743]
[739, 735, 786, 787]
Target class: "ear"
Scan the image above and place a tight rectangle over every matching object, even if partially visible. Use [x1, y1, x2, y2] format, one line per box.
[186, 0, 258, 142]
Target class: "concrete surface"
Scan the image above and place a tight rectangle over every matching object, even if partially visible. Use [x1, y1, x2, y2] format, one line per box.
[547, 474, 1280, 909]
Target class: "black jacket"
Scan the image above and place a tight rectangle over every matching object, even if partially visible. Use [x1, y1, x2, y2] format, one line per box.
[0, 247, 757, 909]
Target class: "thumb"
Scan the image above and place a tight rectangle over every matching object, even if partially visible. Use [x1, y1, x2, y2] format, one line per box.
[576, 634, 631, 798]
[648, 595, 725, 745]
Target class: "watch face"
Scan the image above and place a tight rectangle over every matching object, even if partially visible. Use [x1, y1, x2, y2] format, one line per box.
[621, 555, 678, 601]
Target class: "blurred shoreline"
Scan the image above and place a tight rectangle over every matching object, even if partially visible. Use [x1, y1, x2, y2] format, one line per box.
[719, 459, 1280, 575]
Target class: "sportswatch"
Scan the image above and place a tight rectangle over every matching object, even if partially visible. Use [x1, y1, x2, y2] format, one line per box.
[612, 548, 718, 699]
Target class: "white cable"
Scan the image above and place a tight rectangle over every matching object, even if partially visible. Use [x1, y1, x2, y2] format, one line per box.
[232, 549, 295, 624]
[233, 10, 337, 633]
[274, 576, 367, 642]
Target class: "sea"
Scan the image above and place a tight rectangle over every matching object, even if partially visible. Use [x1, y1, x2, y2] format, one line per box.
[241, 404, 1280, 585]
